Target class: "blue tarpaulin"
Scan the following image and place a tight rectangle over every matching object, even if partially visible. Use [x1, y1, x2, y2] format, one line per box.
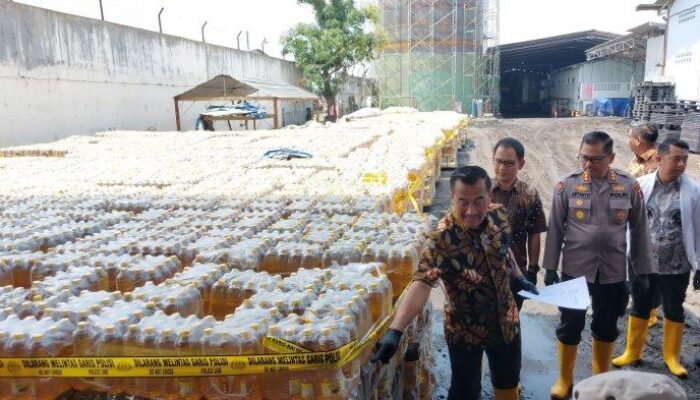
[592, 98, 629, 117]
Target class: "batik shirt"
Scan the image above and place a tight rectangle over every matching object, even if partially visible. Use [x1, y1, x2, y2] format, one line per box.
[412, 205, 520, 348]
[491, 180, 548, 273]
[628, 148, 657, 178]
[648, 177, 691, 274]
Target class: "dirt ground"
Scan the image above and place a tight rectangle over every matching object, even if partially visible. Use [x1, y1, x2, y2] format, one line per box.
[424, 117, 700, 399]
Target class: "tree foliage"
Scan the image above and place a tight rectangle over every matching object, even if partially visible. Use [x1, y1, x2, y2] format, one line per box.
[282, 0, 384, 114]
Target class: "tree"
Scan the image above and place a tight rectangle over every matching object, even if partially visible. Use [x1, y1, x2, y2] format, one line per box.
[282, 0, 384, 121]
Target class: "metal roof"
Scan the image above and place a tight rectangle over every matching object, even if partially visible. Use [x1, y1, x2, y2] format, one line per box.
[636, 0, 673, 11]
[498, 30, 621, 73]
[174, 75, 317, 101]
[586, 23, 665, 61]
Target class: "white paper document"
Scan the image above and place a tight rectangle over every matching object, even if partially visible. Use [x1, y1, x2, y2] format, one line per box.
[517, 277, 591, 310]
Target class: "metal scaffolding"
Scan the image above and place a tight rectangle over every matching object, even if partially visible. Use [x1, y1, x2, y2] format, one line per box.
[376, 0, 500, 113]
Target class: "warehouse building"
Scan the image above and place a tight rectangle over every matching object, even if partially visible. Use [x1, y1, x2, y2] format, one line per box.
[638, 0, 700, 101]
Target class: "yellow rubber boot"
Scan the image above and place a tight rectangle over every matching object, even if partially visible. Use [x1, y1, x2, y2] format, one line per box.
[663, 319, 688, 378]
[647, 307, 658, 328]
[550, 341, 577, 399]
[591, 339, 615, 374]
[612, 315, 649, 367]
[493, 386, 519, 400]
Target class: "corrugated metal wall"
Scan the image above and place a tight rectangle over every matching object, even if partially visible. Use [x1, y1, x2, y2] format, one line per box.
[548, 59, 644, 101]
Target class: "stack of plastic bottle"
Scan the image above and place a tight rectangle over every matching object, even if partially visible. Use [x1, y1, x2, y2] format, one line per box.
[0, 108, 467, 399]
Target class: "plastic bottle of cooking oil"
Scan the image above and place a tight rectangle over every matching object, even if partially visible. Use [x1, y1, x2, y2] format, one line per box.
[236, 329, 262, 400]
[72, 321, 93, 392]
[175, 329, 199, 400]
[262, 325, 287, 399]
[98, 324, 123, 394]
[318, 328, 345, 399]
[158, 328, 179, 400]
[7, 332, 34, 399]
[116, 267, 133, 293]
[298, 328, 317, 399]
[226, 280, 244, 312]
[122, 324, 141, 395]
[139, 326, 160, 397]
[209, 280, 227, 319]
[164, 296, 178, 315]
[30, 333, 53, 400]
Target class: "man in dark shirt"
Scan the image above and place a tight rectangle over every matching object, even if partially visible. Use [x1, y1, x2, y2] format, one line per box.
[440, 138, 547, 308]
[371, 166, 538, 400]
[489, 138, 548, 284]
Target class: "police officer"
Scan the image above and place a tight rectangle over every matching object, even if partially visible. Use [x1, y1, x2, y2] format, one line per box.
[543, 131, 653, 399]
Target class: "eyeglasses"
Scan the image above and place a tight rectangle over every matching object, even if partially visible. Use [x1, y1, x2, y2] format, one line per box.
[577, 154, 610, 164]
[492, 159, 518, 168]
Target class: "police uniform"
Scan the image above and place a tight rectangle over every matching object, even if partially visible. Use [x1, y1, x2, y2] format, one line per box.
[543, 168, 652, 399]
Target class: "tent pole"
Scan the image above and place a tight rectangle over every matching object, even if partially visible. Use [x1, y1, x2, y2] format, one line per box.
[174, 99, 181, 131]
[273, 97, 280, 129]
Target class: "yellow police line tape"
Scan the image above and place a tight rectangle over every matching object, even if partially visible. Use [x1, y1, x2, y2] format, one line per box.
[0, 295, 405, 378]
[0, 317, 392, 379]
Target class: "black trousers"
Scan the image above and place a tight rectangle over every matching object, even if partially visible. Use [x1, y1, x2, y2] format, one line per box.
[631, 272, 690, 323]
[628, 262, 661, 310]
[556, 274, 628, 345]
[447, 334, 521, 400]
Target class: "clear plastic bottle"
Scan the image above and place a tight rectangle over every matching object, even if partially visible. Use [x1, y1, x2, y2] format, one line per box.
[209, 280, 227, 319]
[158, 328, 179, 400]
[299, 328, 317, 399]
[98, 324, 123, 394]
[175, 329, 199, 400]
[7, 332, 34, 399]
[122, 324, 141, 395]
[116, 266, 133, 293]
[318, 328, 344, 399]
[236, 329, 262, 400]
[72, 321, 94, 392]
[263, 325, 287, 399]
[139, 326, 160, 397]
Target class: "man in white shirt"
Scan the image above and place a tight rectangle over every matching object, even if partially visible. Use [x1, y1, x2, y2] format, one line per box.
[613, 138, 700, 378]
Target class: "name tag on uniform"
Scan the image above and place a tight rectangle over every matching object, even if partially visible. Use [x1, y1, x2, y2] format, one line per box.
[610, 192, 628, 198]
[572, 192, 591, 198]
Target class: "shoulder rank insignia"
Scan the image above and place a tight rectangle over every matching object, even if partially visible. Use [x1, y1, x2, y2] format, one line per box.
[609, 169, 618, 183]
[582, 170, 591, 183]
[633, 181, 643, 196]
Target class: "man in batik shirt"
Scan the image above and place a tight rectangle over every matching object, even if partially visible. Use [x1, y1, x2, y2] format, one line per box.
[372, 166, 538, 400]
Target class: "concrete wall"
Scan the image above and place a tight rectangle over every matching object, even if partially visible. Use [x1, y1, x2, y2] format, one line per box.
[666, 0, 700, 101]
[644, 35, 666, 82]
[0, 1, 314, 146]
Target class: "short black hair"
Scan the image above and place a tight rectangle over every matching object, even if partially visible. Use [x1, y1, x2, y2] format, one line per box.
[657, 138, 689, 156]
[449, 166, 492, 192]
[581, 131, 614, 154]
[493, 137, 525, 160]
[630, 123, 659, 145]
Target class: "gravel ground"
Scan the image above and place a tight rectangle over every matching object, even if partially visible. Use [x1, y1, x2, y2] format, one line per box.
[423, 117, 700, 399]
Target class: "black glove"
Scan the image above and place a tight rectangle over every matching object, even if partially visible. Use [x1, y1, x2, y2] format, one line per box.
[544, 270, 560, 286]
[525, 265, 539, 286]
[371, 329, 403, 364]
[632, 273, 651, 299]
[694, 272, 700, 291]
[513, 275, 539, 296]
